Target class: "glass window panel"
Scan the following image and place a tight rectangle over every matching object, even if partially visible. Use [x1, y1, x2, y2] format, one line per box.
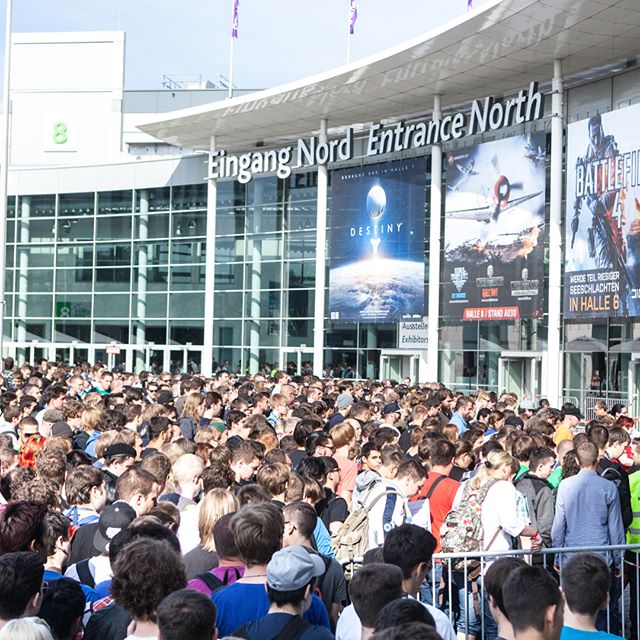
[246, 205, 284, 234]
[286, 201, 316, 232]
[20, 195, 56, 217]
[94, 323, 130, 343]
[26, 294, 52, 317]
[59, 193, 94, 216]
[170, 265, 206, 290]
[171, 240, 206, 263]
[247, 177, 282, 206]
[172, 184, 206, 210]
[215, 236, 243, 262]
[244, 290, 279, 317]
[169, 292, 204, 318]
[286, 262, 315, 289]
[213, 320, 242, 346]
[286, 319, 313, 344]
[94, 269, 132, 291]
[169, 322, 204, 345]
[287, 289, 314, 317]
[142, 293, 167, 318]
[133, 266, 169, 291]
[5, 246, 13, 270]
[17, 245, 54, 268]
[135, 187, 170, 213]
[145, 323, 167, 343]
[26, 219, 57, 243]
[7, 196, 15, 218]
[97, 216, 132, 240]
[98, 190, 133, 215]
[57, 217, 94, 242]
[136, 212, 169, 239]
[6, 220, 14, 243]
[134, 241, 169, 265]
[56, 244, 93, 268]
[5, 269, 13, 293]
[95, 243, 131, 267]
[244, 319, 280, 346]
[173, 211, 206, 237]
[94, 293, 129, 318]
[215, 263, 243, 290]
[27, 321, 52, 340]
[54, 321, 89, 342]
[286, 232, 316, 260]
[245, 235, 282, 260]
[216, 291, 244, 318]
[216, 208, 245, 236]
[4, 294, 11, 317]
[287, 171, 317, 200]
[54, 295, 92, 318]
[245, 261, 281, 290]
[56, 269, 92, 292]
[26, 269, 54, 293]
[217, 181, 246, 208]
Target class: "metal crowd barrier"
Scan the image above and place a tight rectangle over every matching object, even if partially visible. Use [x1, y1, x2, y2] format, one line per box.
[340, 544, 640, 640]
[431, 544, 640, 640]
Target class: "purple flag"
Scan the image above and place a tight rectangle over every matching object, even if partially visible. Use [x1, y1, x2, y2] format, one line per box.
[349, 0, 358, 35]
[231, 0, 239, 39]
[467, 0, 473, 9]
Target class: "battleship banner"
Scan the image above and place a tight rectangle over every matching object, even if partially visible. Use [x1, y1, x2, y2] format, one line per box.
[329, 158, 426, 323]
[442, 133, 547, 321]
[565, 104, 640, 319]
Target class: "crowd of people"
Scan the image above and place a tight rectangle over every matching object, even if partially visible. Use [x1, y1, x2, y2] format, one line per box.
[0, 355, 636, 640]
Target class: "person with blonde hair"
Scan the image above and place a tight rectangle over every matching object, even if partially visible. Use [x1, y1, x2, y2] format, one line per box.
[330, 421, 358, 504]
[160, 453, 205, 511]
[182, 488, 238, 579]
[179, 393, 206, 441]
[0, 617, 52, 640]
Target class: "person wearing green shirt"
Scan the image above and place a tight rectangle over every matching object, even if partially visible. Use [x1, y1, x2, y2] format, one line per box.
[548, 440, 575, 490]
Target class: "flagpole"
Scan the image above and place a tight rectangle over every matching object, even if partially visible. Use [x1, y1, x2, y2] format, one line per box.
[228, 36, 234, 99]
[228, 0, 238, 99]
[346, 0, 351, 64]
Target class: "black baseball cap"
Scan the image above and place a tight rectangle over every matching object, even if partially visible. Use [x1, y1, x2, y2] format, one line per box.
[563, 406, 584, 420]
[93, 502, 136, 553]
[104, 443, 136, 459]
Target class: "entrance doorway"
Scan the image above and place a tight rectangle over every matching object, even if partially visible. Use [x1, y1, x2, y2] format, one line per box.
[498, 352, 542, 401]
[280, 348, 314, 376]
[379, 350, 420, 384]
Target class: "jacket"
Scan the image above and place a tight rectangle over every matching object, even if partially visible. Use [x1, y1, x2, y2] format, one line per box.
[514, 472, 554, 547]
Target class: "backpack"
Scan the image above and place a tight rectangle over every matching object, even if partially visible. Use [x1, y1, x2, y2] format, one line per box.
[194, 567, 242, 597]
[332, 489, 402, 564]
[232, 614, 310, 640]
[75, 558, 96, 588]
[439, 478, 499, 573]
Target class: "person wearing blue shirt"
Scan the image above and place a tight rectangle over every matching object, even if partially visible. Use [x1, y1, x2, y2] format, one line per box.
[560, 553, 623, 640]
[449, 396, 475, 435]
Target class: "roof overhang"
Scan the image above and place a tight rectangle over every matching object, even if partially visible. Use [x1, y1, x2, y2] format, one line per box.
[137, 0, 640, 151]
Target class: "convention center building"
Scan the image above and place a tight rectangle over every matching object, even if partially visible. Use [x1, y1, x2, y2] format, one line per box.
[4, 0, 640, 413]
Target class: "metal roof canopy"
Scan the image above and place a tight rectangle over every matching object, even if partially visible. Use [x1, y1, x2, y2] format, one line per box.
[137, 0, 640, 152]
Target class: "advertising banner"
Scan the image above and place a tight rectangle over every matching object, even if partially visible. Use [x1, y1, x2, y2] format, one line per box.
[442, 133, 547, 321]
[565, 106, 640, 319]
[398, 317, 428, 350]
[329, 158, 426, 323]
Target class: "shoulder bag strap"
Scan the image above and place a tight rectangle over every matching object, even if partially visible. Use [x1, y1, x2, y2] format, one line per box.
[274, 615, 311, 640]
[425, 474, 447, 500]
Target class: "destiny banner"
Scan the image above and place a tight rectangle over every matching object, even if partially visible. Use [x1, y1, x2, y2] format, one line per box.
[565, 104, 640, 319]
[442, 133, 547, 321]
[329, 158, 426, 323]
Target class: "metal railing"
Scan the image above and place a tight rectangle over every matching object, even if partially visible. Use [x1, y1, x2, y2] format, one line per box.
[429, 544, 640, 640]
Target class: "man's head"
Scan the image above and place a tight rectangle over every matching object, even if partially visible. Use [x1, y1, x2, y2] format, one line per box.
[266, 545, 325, 613]
[361, 442, 382, 472]
[93, 502, 137, 554]
[229, 502, 284, 567]
[38, 577, 85, 640]
[282, 501, 316, 546]
[378, 448, 404, 480]
[230, 442, 261, 483]
[503, 565, 563, 640]
[382, 524, 436, 594]
[530, 447, 556, 480]
[103, 443, 137, 476]
[349, 564, 404, 630]
[65, 465, 106, 511]
[576, 441, 599, 470]
[455, 396, 475, 421]
[256, 462, 290, 499]
[0, 500, 48, 560]
[111, 537, 186, 623]
[606, 426, 631, 460]
[429, 438, 456, 470]
[0, 552, 44, 623]
[561, 553, 611, 619]
[484, 557, 527, 623]
[115, 467, 159, 516]
[394, 460, 426, 498]
[157, 589, 217, 640]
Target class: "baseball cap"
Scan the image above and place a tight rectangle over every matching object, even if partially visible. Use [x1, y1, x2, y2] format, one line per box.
[93, 502, 136, 553]
[51, 421, 73, 439]
[382, 402, 401, 416]
[157, 391, 174, 406]
[336, 393, 354, 411]
[267, 545, 325, 591]
[104, 443, 137, 459]
[519, 400, 536, 411]
[563, 406, 584, 420]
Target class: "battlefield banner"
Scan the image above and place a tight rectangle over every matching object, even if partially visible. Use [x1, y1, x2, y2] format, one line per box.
[442, 133, 547, 321]
[565, 105, 640, 319]
[329, 158, 426, 323]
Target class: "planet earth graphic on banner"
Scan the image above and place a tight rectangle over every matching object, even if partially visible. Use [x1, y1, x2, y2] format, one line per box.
[329, 258, 424, 322]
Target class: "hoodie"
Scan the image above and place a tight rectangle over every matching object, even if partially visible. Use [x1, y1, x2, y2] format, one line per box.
[351, 470, 381, 511]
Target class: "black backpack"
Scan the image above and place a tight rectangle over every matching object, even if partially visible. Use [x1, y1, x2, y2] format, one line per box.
[194, 566, 242, 596]
[75, 558, 95, 588]
[232, 614, 310, 640]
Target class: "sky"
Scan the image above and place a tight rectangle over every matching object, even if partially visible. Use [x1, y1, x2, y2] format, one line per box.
[0, 0, 493, 90]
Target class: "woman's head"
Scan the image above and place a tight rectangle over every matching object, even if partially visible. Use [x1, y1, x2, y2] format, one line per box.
[198, 489, 238, 552]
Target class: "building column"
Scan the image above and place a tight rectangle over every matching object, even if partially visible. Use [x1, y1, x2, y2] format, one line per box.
[313, 118, 328, 378]
[135, 189, 148, 372]
[546, 60, 564, 406]
[426, 95, 442, 383]
[248, 180, 264, 375]
[16, 196, 29, 363]
[202, 136, 217, 377]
